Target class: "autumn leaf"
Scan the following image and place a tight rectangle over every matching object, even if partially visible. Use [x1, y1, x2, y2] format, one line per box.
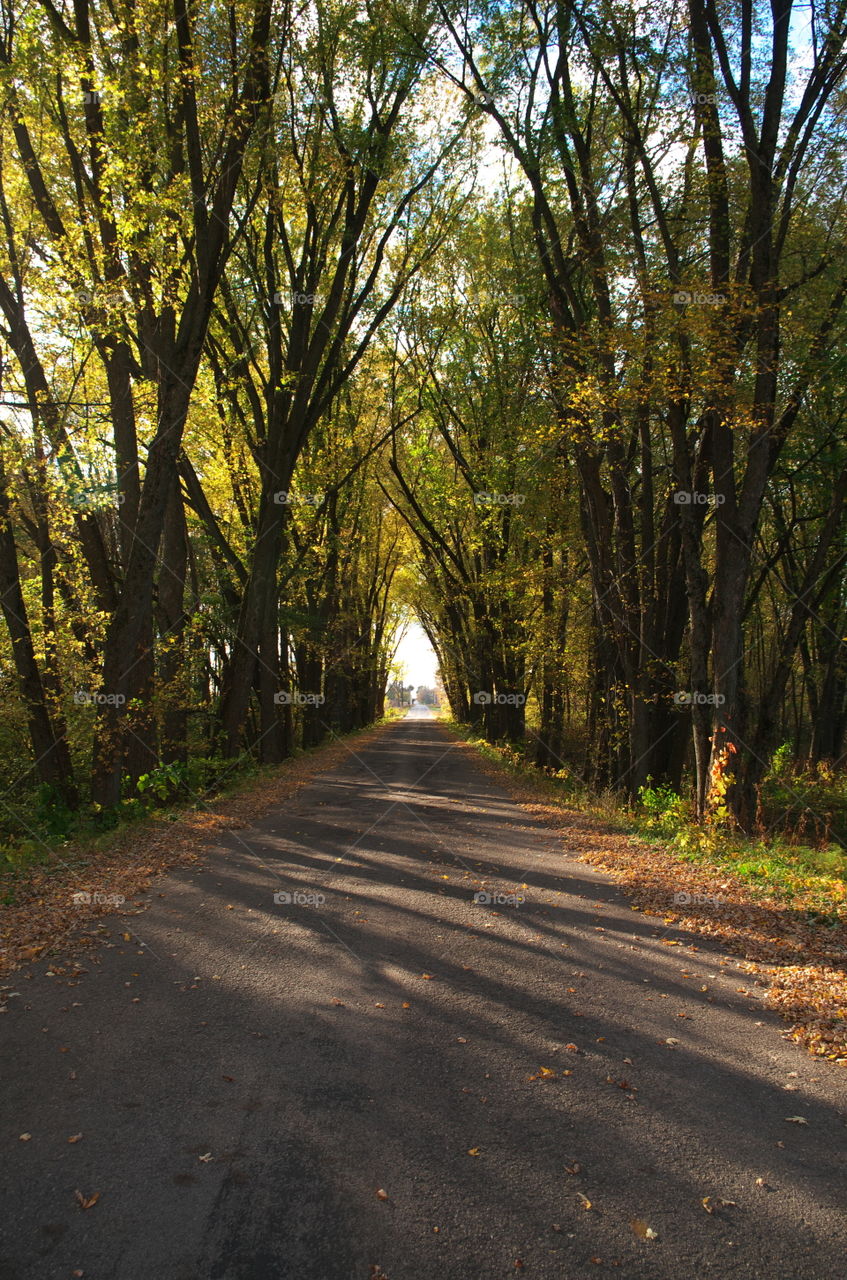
[67, 1133, 83, 1143]
[19, 1133, 32, 1142]
[702, 1196, 736, 1214]
[376, 1188, 389, 1200]
[564, 1162, 581, 1175]
[631, 1219, 658, 1239]
[467, 1147, 481, 1157]
[577, 1192, 592, 1209]
[74, 1190, 100, 1210]
[784, 1115, 809, 1124]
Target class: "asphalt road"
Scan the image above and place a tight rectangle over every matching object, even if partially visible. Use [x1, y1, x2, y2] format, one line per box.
[1, 713, 845, 1279]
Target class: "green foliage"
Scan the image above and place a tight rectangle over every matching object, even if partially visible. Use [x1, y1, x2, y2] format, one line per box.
[135, 763, 188, 803]
[637, 782, 689, 834]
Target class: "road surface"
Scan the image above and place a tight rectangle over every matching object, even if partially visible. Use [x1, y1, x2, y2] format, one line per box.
[1, 715, 845, 1278]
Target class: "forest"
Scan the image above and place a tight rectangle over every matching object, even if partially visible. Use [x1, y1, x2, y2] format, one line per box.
[1, 0, 846, 855]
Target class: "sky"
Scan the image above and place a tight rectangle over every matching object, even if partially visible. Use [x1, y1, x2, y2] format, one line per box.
[393, 619, 439, 689]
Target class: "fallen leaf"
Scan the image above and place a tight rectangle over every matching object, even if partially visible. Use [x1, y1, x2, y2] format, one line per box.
[330, 998, 345, 1007]
[631, 1219, 658, 1240]
[577, 1193, 592, 1210]
[467, 1147, 481, 1157]
[456, 1036, 468, 1043]
[564, 1162, 582, 1175]
[198, 1153, 213, 1162]
[67, 1133, 83, 1144]
[19, 1133, 32, 1142]
[702, 1196, 736, 1213]
[422, 973, 434, 980]
[376, 1188, 389, 1200]
[74, 1190, 99, 1210]
[784, 1115, 809, 1124]
[222, 1075, 235, 1082]
[528, 1066, 557, 1081]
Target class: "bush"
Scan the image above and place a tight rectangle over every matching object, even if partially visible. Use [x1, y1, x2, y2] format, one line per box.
[638, 780, 688, 833]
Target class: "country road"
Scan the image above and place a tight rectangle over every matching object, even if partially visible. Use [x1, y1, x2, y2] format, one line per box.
[1, 713, 845, 1280]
